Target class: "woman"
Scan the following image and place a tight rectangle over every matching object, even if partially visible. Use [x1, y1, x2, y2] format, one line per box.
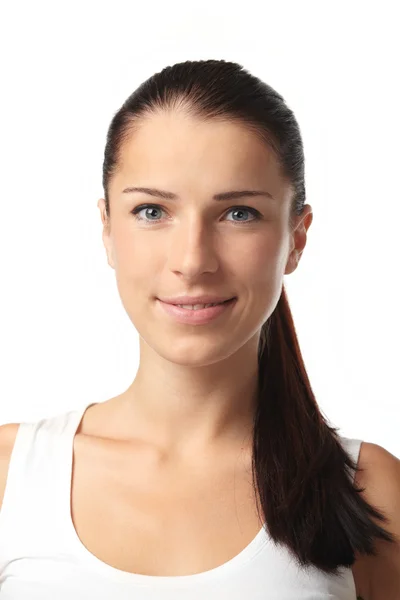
[0, 59, 399, 599]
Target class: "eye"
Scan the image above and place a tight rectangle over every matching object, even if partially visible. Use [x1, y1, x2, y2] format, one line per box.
[131, 205, 165, 222]
[225, 207, 261, 224]
[130, 204, 262, 225]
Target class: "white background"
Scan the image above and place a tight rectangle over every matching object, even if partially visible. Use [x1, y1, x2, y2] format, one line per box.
[0, 1, 398, 456]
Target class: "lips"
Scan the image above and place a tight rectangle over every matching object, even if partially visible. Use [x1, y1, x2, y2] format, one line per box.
[157, 297, 237, 325]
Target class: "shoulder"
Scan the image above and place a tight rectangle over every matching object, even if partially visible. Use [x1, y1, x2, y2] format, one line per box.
[357, 441, 400, 502]
[356, 441, 400, 598]
[0, 422, 21, 511]
[357, 441, 400, 534]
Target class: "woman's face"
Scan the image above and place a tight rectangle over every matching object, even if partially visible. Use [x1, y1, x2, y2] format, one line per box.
[98, 110, 312, 366]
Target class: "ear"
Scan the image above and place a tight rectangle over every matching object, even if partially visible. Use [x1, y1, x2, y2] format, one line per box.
[285, 205, 313, 275]
[97, 198, 116, 270]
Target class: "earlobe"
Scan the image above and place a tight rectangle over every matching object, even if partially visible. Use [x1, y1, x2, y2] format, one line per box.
[107, 256, 115, 270]
[101, 226, 115, 270]
[105, 248, 115, 270]
[104, 242, 115, 270]
[285, 249, 299, 275]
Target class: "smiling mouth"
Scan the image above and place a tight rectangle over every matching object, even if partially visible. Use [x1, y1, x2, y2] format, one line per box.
[157, 297, 237, 324]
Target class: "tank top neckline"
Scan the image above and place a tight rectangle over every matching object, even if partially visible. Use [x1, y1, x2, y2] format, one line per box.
[60, 401, 270, 587]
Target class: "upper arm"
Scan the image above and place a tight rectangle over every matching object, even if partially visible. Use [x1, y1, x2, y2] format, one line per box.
[357, 442, 400, 600]
[0, 423, 20, 512]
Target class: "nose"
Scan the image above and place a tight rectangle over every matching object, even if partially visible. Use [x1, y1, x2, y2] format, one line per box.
[167, 218, 220, 279]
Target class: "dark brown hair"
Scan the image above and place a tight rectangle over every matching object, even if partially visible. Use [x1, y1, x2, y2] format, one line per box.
[101, 59, 398, 576]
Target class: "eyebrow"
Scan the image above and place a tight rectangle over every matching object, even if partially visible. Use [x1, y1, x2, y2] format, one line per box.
[121, 186, 276, 202]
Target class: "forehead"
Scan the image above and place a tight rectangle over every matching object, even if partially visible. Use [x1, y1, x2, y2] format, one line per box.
[113, 111, 288, 201]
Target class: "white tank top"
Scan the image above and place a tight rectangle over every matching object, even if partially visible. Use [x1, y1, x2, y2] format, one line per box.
[0, 402, 361, 599]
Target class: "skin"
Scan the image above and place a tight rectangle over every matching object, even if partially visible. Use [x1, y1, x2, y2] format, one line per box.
[97, 109, 313, 463]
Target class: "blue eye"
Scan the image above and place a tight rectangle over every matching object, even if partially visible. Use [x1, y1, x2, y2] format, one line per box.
[130, 204, 262, 225]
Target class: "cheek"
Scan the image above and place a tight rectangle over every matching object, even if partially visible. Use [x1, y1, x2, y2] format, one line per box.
[113, 231, 157, 275]
[241, 233, 289, 284]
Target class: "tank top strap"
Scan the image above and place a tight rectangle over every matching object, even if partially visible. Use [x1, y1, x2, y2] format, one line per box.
[338, 436, 363, 483]
[0, 404, 91, 560]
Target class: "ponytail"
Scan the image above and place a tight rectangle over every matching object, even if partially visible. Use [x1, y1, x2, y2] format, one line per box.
[251, 284, 398, 575]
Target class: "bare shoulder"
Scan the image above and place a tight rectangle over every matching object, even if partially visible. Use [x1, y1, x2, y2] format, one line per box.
[357, 440, 399, 471]
[356, 440, 400, 512]
[0, 422, 21, 511]
[353, 440, 400, 599]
